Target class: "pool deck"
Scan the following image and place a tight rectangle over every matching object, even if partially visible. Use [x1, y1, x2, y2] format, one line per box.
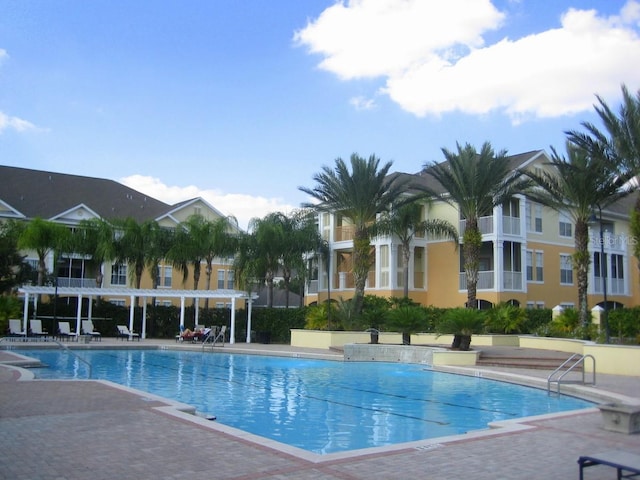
[1, 339, 639, 479]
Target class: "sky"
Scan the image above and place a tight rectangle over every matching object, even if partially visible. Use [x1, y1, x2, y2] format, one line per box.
[2, 0, 640, 230]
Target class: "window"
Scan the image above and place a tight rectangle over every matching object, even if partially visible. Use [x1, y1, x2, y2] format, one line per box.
[396, 245, 404, 288]
[594, 252, 605, 278]
[526, 251, 533, 281]
[217, 270, 225, 289]
[535, 252, 543, 282]
[163, 265, 172, 287]
[559, 212, 572, 238]
[111, 264, 127, 286]
[379, 244, 389, 287]
[560, 254, 573, 284]
[611, 254, 623, 280]
[534, 204, 543, 233]
[227, 270, 234, 289]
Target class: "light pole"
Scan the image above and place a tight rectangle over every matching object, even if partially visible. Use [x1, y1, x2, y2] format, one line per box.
[597, 204, 610, 344]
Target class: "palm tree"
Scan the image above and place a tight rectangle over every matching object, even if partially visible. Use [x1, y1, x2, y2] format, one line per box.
[417, 142, 525, 308]
[166, 215, 208, 297]
[202, 216, 239, 309]
[74, 218, 116, 290]
[566, 84, 640, 269]
[246, 212, 288, 308]
[110, 218, 158, 305]
[370, 199, 458, 298]
[521, 142, 633, 333]
[299, 153, 409, 315]
[17, 217, 72, 287]
[277, 209, 323, 307]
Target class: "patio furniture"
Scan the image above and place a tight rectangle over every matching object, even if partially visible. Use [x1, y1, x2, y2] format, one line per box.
[116, 325, 140, 341]
[8, 319, 27, 339]
[82, 320, 102, 341]
[57, 322, 78, 341]
[578, 450, 640, 479]
[30, 319, 48, 338]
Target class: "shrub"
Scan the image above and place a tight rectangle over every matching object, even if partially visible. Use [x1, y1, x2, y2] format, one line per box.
[485, 303, 527, 334]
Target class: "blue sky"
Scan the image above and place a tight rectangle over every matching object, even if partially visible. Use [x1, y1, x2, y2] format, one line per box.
[1, 0, 640, 229]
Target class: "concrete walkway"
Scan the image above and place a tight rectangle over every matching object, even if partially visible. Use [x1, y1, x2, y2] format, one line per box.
[1, 339, 639, 479]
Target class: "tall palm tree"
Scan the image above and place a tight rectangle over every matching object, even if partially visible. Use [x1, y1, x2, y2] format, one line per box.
[417, 142, 526, 308]
[279, 209, 324, 308]
[111, 218, 158, 305]
[74, 218, 116, 289]
[246, 212, 288, 308]
[566, 84, 640, 268]
[370, 199, 458, 298]
[300, 153, 409, 314]
[167, 215, 208, 296]
[17, 217, 72, 287]
[202, 216, 239, 309]
[521, 142, 633, 333]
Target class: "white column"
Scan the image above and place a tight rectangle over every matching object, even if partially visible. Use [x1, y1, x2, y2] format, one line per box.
[129, 295, 135, 333]
[142, 300, 147, 339]
[245, 298, 253, 343]
[76, 294, 82, 336]
[230, 297, 236, 344]
[389, 244, 398, 289]
[22, 292, 30, 333]
[495, 240, 504, 291]
[179, 296, 186, 328]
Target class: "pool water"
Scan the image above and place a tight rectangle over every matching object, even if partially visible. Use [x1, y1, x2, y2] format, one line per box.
[24, 349, 593, 454]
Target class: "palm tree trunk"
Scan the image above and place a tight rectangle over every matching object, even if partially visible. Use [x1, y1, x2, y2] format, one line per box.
[402, 244, 411, 298]
[352, 228, 372, 315]
[463, 220, 481, 308]
[574, 220, 591, 335]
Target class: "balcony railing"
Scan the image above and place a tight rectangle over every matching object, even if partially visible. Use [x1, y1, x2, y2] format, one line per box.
[335, 225, 355, 242]
[502, 215, 521, 235]
[593, 277, 625, 295]
[589, 233, 628, 253]
[502, 271, 522, 290]
[459, 216, 493, 235]
[56, 277, 98, 288]
[459, 271, 494, 290]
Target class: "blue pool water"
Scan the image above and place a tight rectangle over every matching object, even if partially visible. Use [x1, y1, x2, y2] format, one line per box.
[24, 349, 592, 454]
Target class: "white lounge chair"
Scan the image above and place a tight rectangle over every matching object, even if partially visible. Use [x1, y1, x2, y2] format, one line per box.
[30, 319, 48, 338]
[116, 325, 140, 341]
[8, 319, 27, 339]
[57, 322, 78, 341]
[82, 320, 102, 341]
[207, 325, 226, 346]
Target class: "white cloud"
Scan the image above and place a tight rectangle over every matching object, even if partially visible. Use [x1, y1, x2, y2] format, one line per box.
[296, 0, 640, 122]
[294, 0, 504, 80]
[0, 111, 38, 133]
[120, 175, 297, 231]
[349, 95, 377, 110]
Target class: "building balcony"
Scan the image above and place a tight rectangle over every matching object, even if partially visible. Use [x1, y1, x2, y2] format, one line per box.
[457, 271, 523, 291]
[56, 277, 98, 288]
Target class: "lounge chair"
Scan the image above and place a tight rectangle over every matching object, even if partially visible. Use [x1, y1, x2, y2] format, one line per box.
[8, 319, 27, 339]
[30, 319, 48, 338]
[57, 322, 78, 341]
[116, 325, 140, 341]
[578, 450, 640, 479]
[207, 325, 226, 346]
[82, 320, 102, 341]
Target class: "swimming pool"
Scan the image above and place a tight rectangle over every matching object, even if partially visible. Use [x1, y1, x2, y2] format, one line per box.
[24, 349, 593, 454]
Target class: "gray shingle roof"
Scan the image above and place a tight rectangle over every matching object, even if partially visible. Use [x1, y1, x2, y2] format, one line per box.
[0, 165, 172, 222]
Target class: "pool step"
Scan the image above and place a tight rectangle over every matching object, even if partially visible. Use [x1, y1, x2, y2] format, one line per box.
[477, 352, 581, 371]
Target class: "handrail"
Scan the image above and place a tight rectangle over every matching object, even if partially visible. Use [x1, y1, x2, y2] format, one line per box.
[547, 354, 595, 396]
[51, 339, 92, 379]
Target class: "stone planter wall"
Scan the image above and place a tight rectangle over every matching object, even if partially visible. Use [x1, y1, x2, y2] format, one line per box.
[598, 403, 640, 434]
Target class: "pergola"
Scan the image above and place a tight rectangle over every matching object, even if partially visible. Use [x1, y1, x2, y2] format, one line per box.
[18, 286, 258, 343]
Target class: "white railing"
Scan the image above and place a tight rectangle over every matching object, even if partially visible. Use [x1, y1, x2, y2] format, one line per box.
[502, 216, 521, 235]
[589, 233, 628, 253]
[459, 215, 493, 235]
[502, 271, 522, 290]
[593, 277, 625, 295]
[56, 277, 98, 288]
[459, 271, 494, 290]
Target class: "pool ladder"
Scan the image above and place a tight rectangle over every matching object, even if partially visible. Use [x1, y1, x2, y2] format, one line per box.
[547, 353, 595, 396]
